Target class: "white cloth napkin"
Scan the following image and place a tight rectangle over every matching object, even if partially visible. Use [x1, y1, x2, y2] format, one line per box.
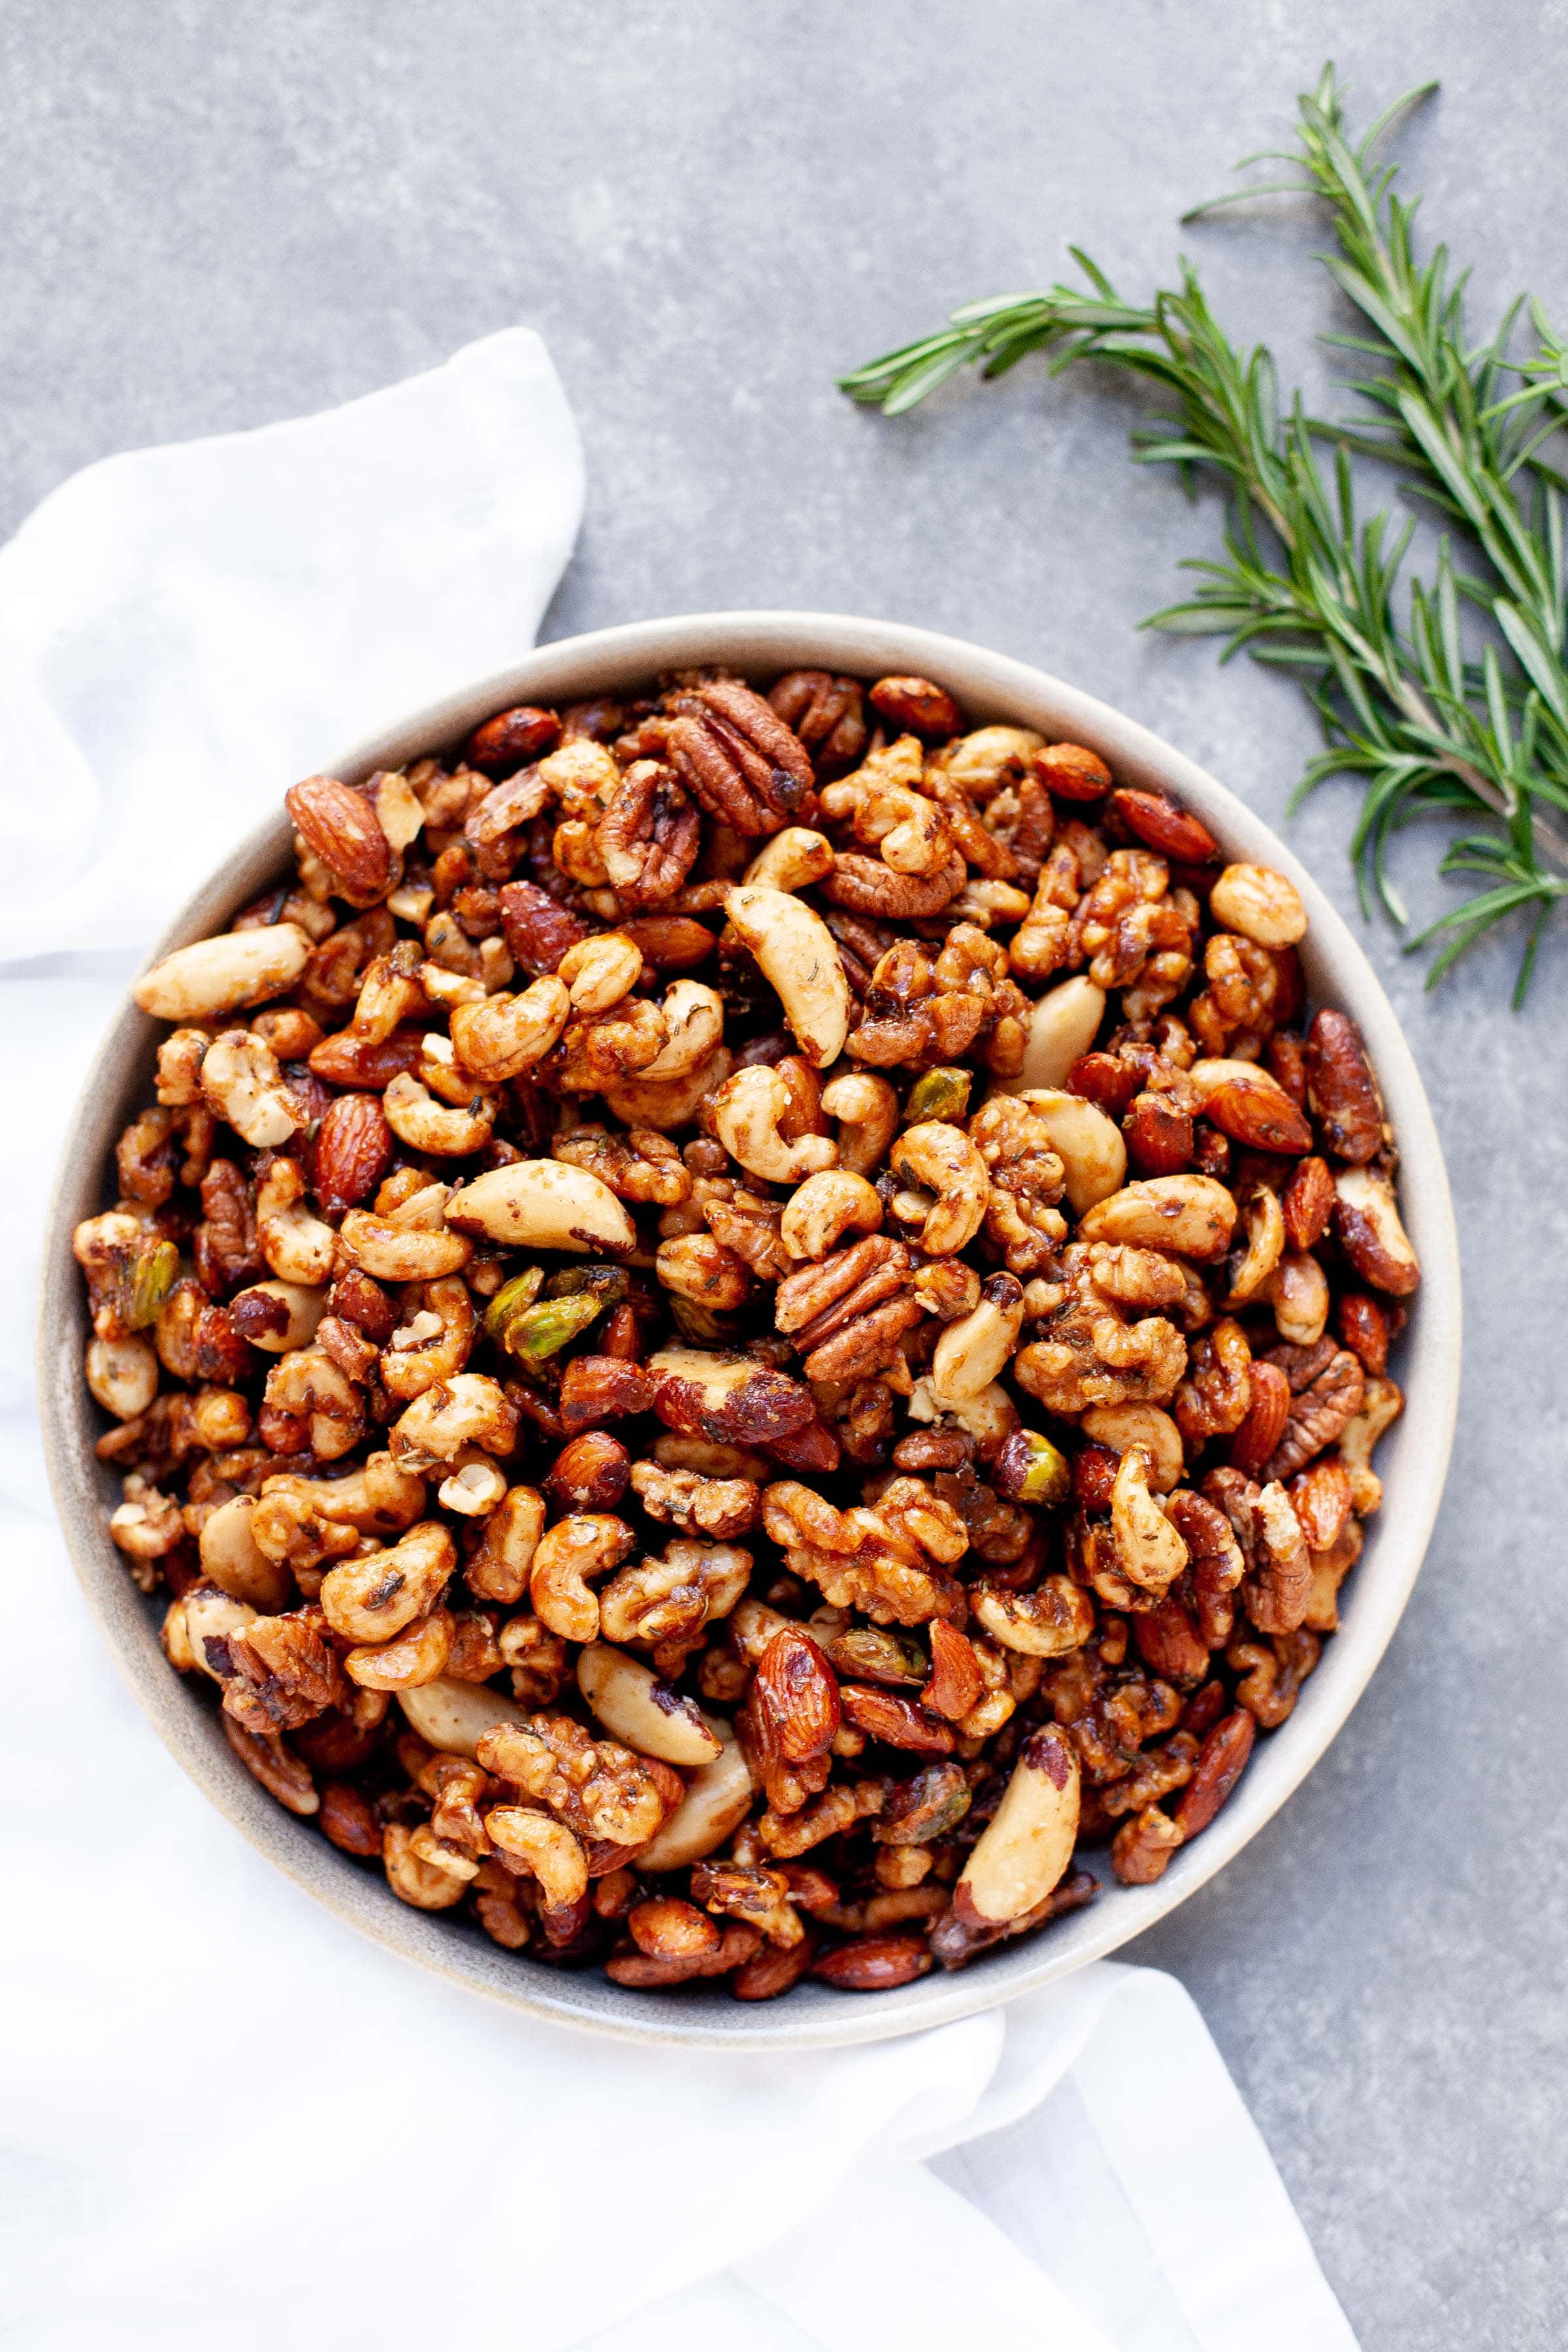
[0, 331, 1360, 2352]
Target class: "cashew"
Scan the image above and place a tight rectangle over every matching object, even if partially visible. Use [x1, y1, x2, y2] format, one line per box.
[577, 1642, 723, 1766]
[1018, 1088, 1126, 1215]
[781, 1169, 883, 1261]
[1339, 1375, 1404, 1515]
[888, 1120, 990, 1255]
[133, 923, 312, 1022]
[389, 1373, 517, 1469]
[723, 884, 851, 1068]
[397, 1674, 526, 1758]
[485, 1808, 589, 1906]
[638, 980, 725, 1080]
[1111, 1447, 1188, 1589]
[743, 827, 835, 891]
[635, 1715, 755, 1872]
[256, 1159, 336, 1286]
[601, 1043, 732, 1131]
[930, 1282, 1026, 1408]
[229, 1279, 327, 1352]
[994, 975, 1107, 1094]
[1077, 1174, 1237, 1260]
[466, 1484, 548, 1604]
[263, 1345, 363, 1460]
[935, 725, 1043, 798]
[821, 1070, 899, 1177]
[381, 1277, 475, 1400]
[198, 1495, 295, 1611]
[337, 1192, 474, 1282]
[907, 1375, 1019, 1450]
[200, 1030, 302, 1149]
[1225, 1188, 1286, 1307]
[444, 1160, 636, 1254]
[438, 1452, 509, 1516]
[1271, 1249, 1330, 1346]
[1081, 1403, 1184, 1493]
[319, 1520, 455, 1643]
[971, 1575, 1096, 1657]
[449, 976, 570, 1085]
[383, 1071, 497, 1158]
[179, 1585, 259, 1680]
[956, 1724, 1079, 1925]
[1332, 1166, 1420, 1296]
[346, 1608, 454, 1690]
[384, 1821, 470, 1910]
[85, 1333, 158, 1420]
[711, 1066, 838, 1184]
[529, 1513, 636, 1643]
[557, 930, 644, 1013]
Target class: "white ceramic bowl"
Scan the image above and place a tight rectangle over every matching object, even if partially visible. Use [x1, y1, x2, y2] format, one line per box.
[39, 611, 1462, 2047]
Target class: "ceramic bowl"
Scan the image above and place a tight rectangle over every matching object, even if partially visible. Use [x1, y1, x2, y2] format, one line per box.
[39, 610, 1462, 2047]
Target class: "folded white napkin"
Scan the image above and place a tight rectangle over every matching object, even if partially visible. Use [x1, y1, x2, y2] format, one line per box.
[0, 331, 1359, 2352]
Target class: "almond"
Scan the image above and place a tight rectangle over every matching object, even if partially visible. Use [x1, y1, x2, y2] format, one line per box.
[465, 704, 561, 777]
[867, 674, 961, 737]
[1108, 786, 1219, 864]
[286, 776, 393, 904]
[752, 1627, 841, 1763]
[312, 1092, 393, 1215]
[812, 1933, 933, 1991]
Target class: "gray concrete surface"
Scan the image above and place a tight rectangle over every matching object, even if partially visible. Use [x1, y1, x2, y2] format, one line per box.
[3, 3, 1562, 2342]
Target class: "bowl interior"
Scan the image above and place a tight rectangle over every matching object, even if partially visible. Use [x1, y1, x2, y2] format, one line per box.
[39, 611, 1462, 2047]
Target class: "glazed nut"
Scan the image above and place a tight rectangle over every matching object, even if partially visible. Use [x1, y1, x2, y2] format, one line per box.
[133, 923, 312, 1022]
[397, 1674, 525, 1758]
[637, 980, 725, 1079]
[444, 1160, 637, 1255]
[312, 1093, 393, 1215]
[345, 1608, 453, 1690]
[711, 1065, 838, 1185]
[1033, 740, 1111, 799]
[86, 1333, 158, 1420]
[655, 1232, 755, 1309]
[486, 1808, 589, 1907]
[1209, 862, 1307, 947]
[629, 1896, 723, 1962]
[971, 1575, 1096, 1657]
[384, 1071, 496, 1157]
[199, 1031, 303, 1149]
[1077, 1173, 1237, 1260]
[338, 1196, 473, 1282]
[928, 1279, 1025, 1408]
[1016, 1087, 1126, 1214]
[742, 827, 836, 892]
[888, 1122, 990, 1255]
[1110, 1446, 1188, 1590]
[781, 1169, 883, 1261]
[557, 929, 644, 1013]
[954, 1724, 1080, 1927]
[528, 1512, 636, 1643]
[1188, 1060, 1313, 1155]
[319, 1519, 456, 1644]
[1306, 1009, 1385, 1164]
[634, 1719, 755, 1872]
[198, 1495, 295, 1611]
[389, 1373, 519, 1470]
[437, 1455, 509, 1515]
[229, 1279, 327, 1354]
[1229, 1360, 1292, 1475]
[286, 776, 393, 902]
[577, 1643, 723, 1765]
[1107, 787, 1218, 863]
[722, 884, 851, 1068]
[1005, 975, 1107, 1093]
[868, 674, 961, 736]
[813, 1935, 934, 1991]
[1080, 1401, 1184, 1492]
[819, 1071, 898, 1177]
[449, 977, 570, 1083]
[1172, 1708, 1255, 1837]
[1331, 1166, 1420, 1296]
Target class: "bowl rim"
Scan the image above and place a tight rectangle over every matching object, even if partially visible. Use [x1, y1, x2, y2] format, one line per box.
[39, 607, 1462, 2049]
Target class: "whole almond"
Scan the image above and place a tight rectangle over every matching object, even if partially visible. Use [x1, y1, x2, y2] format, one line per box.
[465, 704, 562, 777]
[1108, 786, 1219, 864]
[753, 1626, 841, 1763]
[868, 674, 961, 738]
[312, 1092, 393, 1215]
[286, 776, 392, 904]
[1228, 1361, 1292, 1474]
[813, 1933, 934, 1991]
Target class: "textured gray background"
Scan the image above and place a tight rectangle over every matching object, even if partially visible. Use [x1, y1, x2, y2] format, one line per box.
[4, 3, 1562, 2344]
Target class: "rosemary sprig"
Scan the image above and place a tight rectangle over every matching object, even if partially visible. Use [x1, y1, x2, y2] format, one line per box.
[840, 65, 1568, 998]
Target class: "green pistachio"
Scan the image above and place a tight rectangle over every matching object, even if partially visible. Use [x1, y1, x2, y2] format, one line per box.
[126, 1237, 179, 1330]
[497, 1290, 606, 1365]
[1011, 1429, 1073, 1507]
[482, 1268, 546, 1348]
[904, 1067, 972, 1125]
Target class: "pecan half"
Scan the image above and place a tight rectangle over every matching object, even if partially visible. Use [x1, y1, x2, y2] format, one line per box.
[595, 759, 701, 906]
[668, 681, 816, 836]
[1305, 1009, 1384, 1162]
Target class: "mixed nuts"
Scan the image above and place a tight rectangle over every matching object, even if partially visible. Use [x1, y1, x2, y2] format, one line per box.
[76, 662, 1418, 1998]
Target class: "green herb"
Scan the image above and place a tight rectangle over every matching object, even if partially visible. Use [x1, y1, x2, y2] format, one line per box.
[841, 64, 1568, 998]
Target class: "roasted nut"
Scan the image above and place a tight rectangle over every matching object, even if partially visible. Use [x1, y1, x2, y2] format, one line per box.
[781, 1169, 883, 1261]
[528, 1513, 636, 1643]
[1014, 1088, 1125, 1215]
[743, 827, 836, 892]
[1331, 1167, 1420, 1296]
[1077, 1174, 1236, 1260]
[1209, 864, 1307, 947]
[445, 1160, 637, 1255]
[286, 776, 393, 904]
[1305, 1008, 1385, 1162]
[813, 1935, 933, 1991]
[576, 1642, 723, 1765]
[955, 1725, 1079, 1926]
[134, 924, 312, 1022]
[1108, 787, 1218, 864]
[1189, 1059, 1313, 1156]
[971, 1576, 1095, 1657]
[397, 1674, 525, 1758]
[722, 885, 851, 1067]
[888, 1121, 990, 1255]
[1172, 1708, 1254, 1837]
[200, 1031, 303, 1149]
[319, 1520, 455, 1644]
